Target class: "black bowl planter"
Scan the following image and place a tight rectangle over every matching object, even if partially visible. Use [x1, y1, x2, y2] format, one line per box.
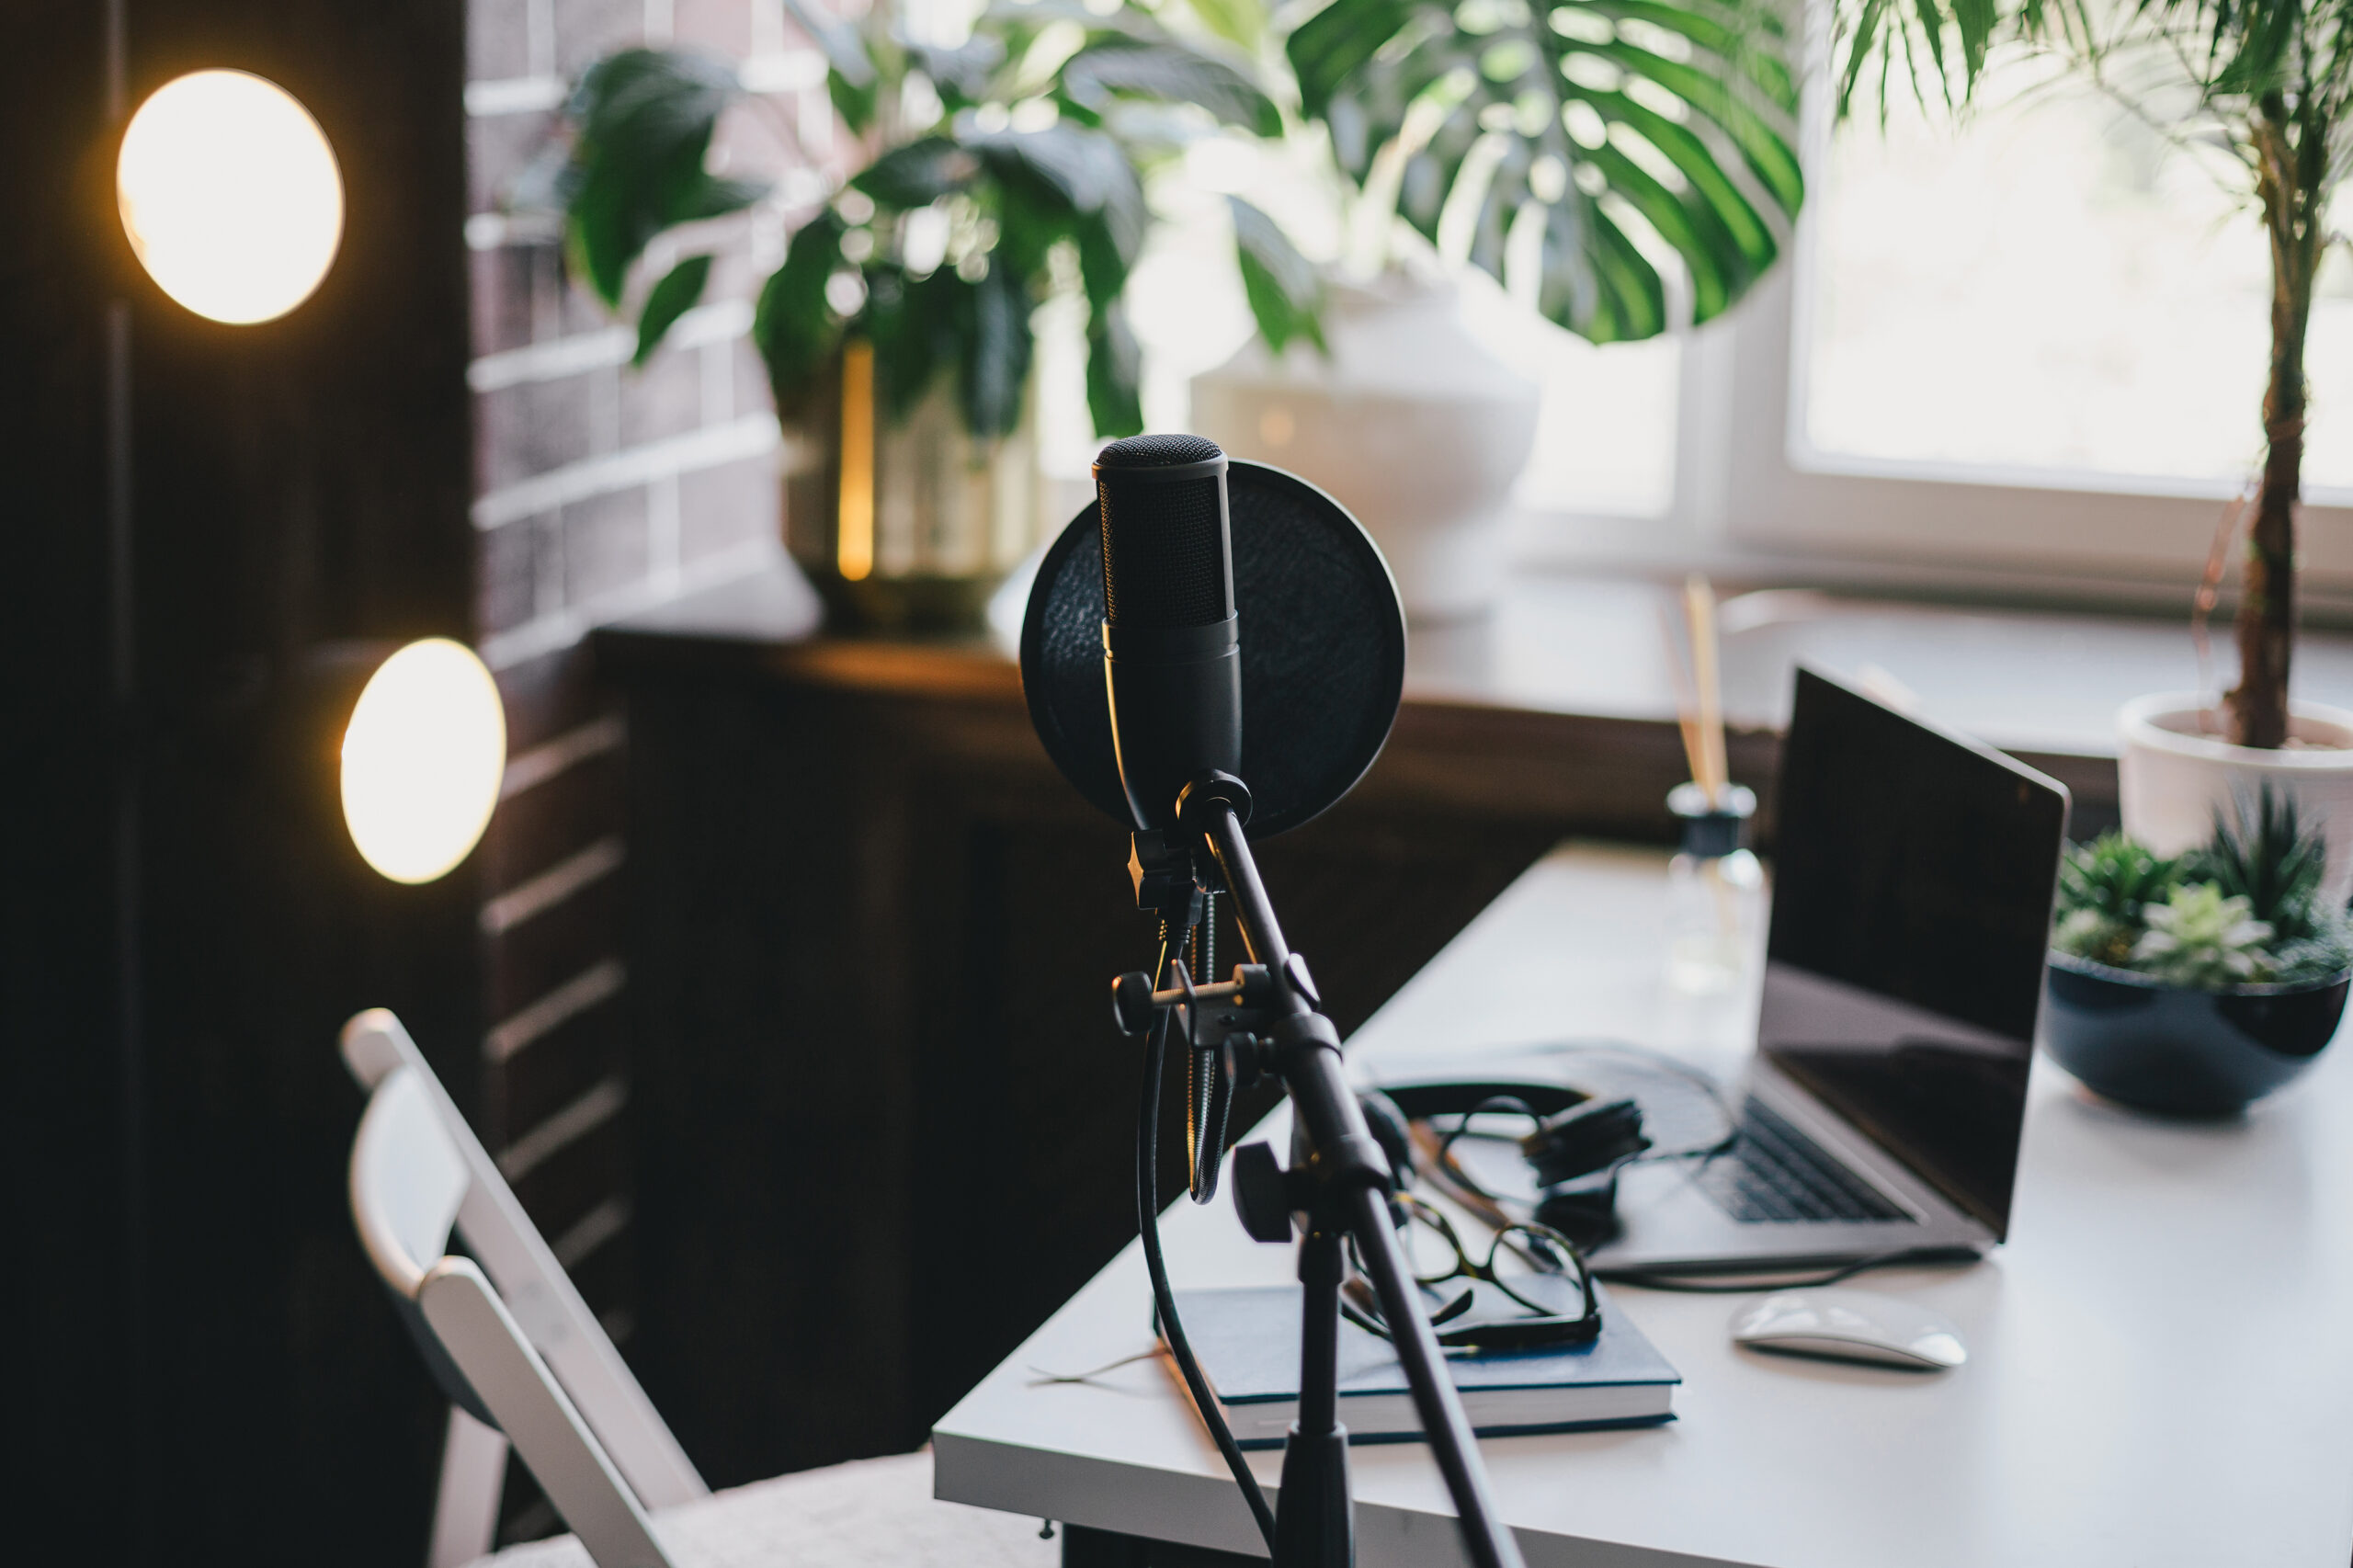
[2042, 951, 2352, 1117]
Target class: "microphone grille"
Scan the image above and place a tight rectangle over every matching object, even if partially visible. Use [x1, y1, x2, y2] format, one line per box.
[1096, 433, 1222, 469]
[1097, 436, 1231, 628]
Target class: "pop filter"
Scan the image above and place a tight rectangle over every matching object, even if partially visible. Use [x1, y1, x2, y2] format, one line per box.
[1020, 460, 1406, 839]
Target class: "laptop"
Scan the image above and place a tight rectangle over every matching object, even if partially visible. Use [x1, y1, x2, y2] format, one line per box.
[1585, 665, 2071, 1273]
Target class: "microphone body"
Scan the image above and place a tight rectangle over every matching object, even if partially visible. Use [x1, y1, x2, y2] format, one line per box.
[1096, 436, 1241, 830]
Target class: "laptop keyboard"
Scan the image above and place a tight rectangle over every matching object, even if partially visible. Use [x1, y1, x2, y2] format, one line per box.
[1697, 1098, 1909, 1224]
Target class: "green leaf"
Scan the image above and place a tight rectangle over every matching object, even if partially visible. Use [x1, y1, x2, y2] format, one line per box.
[633, 253, 713, 366]
[910, 37, 1008, 107]
[968, 126, 1140, 223]
[1086, 300, 1145, 437]
[868, 267, 960, 421]
[1584, 0, 1798, 109]
[677, 176, 767, 222]
[1949, 0, 1995, 76]
[1059, 40, 1283, 135]
[959, 262, 1035, 438]
[1584, 210, 1669, 341]
[1229, 195, 1327, 352]
[1184, 0, 1268, 51]
[754, 210, 848, 405]
[828, 66, 880, 136]
[854, 138, 983, 209]
[970, 125, 1150, 288]
[2184, 786, 2333, 937]
[779, 0, 877, 87]
[1074, 209, 1131, 313]
[562, 49, 769, 309]
[1576, 39, 1805, 212]
[1287, 0, 1427, 122]
[1581, 142, 1739, 318]
[1290, 0, 1802, 345]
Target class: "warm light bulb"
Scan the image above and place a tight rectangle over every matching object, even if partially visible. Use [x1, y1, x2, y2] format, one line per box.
[117, 70, 344, 324]
[341, 640, 506, 885]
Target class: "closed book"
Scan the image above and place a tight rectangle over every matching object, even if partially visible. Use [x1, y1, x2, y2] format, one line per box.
[1168, 1281, 1678, 1448]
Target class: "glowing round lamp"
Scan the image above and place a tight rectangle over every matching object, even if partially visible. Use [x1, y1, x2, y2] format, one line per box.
[340, 640, 506, 884]
[116, 70, 344, 324]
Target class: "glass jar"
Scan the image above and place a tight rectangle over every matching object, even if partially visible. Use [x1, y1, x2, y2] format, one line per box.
[1665, 781, 1763, 997]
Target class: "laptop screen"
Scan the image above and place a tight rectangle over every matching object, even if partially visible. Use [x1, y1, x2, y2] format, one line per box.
[1758, 667, 2069, 1238]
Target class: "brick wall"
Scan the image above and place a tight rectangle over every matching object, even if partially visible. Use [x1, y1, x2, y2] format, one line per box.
[460, 0, 832, 1467]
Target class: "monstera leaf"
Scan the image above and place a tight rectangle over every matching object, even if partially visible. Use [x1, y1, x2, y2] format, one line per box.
[1289, 0, 1802, 342]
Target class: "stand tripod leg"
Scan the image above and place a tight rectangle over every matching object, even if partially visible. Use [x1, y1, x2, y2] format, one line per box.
[1273, 1227, 1353, 1568]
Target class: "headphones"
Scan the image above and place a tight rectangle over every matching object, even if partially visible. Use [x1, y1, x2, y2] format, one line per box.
[1357, 1077, 1657, 1252]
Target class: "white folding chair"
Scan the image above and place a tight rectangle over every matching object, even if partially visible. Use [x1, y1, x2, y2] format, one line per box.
[343, 1008, 1051, 1568]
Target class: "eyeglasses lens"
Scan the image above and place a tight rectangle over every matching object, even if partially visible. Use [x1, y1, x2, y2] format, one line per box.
[1485, 1226, 1588, 1317]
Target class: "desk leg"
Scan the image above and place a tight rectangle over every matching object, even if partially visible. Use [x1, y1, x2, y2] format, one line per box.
[1062, 1524, 1267, 1567]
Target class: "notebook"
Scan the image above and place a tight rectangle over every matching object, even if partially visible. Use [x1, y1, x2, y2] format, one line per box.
[1167, 1281, 1678, 1448]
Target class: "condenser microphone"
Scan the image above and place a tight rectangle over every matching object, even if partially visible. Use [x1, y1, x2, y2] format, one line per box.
[1096, 434, 1243, 830]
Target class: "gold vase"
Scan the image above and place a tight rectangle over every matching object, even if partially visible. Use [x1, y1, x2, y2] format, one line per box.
[781, 341, 1041, 634]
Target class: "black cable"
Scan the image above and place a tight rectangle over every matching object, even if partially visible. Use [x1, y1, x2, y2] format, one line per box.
[1541, 1043, 1741, 1168]
[1597, 1250, 1971, 1293]
[1137, 926, 1279, 1553]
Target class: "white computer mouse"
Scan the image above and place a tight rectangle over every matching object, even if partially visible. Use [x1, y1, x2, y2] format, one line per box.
[1728, 1288, 1967, 1370]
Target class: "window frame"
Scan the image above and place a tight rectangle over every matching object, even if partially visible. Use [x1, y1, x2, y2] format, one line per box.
[1510, 53, 2353, 620]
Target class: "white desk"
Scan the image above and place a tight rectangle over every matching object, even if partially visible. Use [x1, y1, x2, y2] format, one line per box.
[933, 844, 2353, 1567]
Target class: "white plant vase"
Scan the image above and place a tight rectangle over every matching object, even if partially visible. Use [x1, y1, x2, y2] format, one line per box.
[2117, 692, 2353, 905]
[1190, 274, 1540, 621]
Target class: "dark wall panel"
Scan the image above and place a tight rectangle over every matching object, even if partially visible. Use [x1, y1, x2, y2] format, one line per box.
[2, 4, 477, 1563]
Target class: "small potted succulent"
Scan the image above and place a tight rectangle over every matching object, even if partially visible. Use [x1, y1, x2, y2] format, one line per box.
[2046, 791, 2351, 1116]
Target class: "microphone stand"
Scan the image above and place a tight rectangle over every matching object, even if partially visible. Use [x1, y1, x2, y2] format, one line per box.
[1123, 777, 1528, 1568]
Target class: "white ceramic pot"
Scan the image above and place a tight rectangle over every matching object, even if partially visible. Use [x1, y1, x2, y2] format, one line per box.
[2117, 692, 2353, 904]
[1190, 273, 1540, 622]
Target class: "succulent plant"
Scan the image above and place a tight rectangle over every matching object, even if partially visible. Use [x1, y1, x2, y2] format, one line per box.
[2131, 884, 2273, 988]
[2051, 792, 2350, 988]
[2186, 789, 2329, 939]
[2052, 832, 2178, 968]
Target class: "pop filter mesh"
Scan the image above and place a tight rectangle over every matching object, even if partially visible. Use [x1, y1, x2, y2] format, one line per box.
[1021, 461, 1405, 839]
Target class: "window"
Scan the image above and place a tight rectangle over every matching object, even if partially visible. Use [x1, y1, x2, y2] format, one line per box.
[1096, 14, 2353, 607]
[1801, 51, 2353, 493]
[1680, 35, 2353, 601]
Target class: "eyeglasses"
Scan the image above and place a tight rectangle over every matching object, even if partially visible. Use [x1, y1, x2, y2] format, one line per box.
[1341, 1195, 1601, 1351]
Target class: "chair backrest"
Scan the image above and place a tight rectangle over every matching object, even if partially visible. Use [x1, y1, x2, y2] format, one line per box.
[345, 1008, 708, 1567]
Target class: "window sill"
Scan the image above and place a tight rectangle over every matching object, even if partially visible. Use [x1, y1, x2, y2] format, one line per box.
[594, 555, 2353, 844]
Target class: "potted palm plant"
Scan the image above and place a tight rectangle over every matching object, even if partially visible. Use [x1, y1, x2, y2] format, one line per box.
[551, 9, 1316, 629]
[1843, 0, 2353, 894]
[1191, 0, 1806, 618]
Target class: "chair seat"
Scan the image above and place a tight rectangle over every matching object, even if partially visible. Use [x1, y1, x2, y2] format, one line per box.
[473, 1449, 1056, 1568]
